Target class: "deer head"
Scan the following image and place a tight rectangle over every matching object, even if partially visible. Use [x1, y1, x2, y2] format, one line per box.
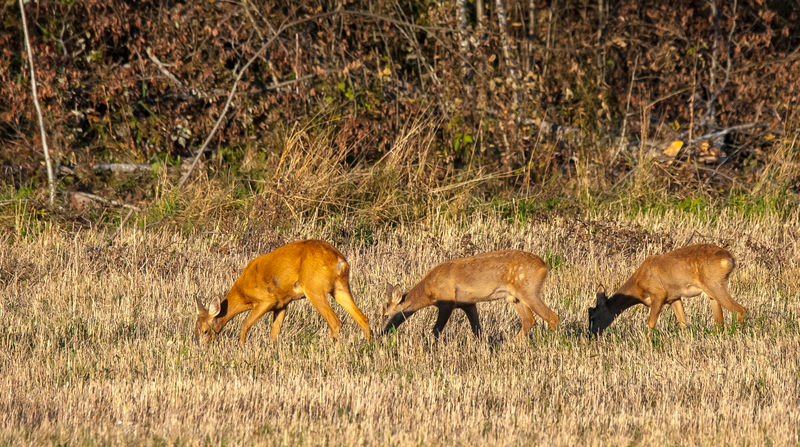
[382, 284, 408, 318]
[193, 296, 222, 346]
[588, 285, 615, 335]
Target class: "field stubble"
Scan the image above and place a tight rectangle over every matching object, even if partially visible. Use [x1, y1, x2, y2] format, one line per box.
[1, 208, 799, 445]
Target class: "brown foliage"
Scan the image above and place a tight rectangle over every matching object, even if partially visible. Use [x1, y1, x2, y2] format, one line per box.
[0, 0, 798, 197]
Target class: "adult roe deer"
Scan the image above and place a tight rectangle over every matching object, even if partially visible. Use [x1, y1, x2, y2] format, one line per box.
[194, 240, 372, 346]
[382, 250, 559, 339]
[588, 243, 746, 335]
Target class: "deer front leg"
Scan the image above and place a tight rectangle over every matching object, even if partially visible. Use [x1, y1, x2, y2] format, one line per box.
[240, 302, 274, 345]
[646, 296, 666, 330]
[432, 304, 454, 338]
[270, 307, 287, 342]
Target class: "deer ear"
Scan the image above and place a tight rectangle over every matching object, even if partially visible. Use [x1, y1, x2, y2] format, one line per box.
[208, 296, 221, 318]
[390, 285, 404, 305]
[596, 284, 606, 295]
[195, 296, 206, 315]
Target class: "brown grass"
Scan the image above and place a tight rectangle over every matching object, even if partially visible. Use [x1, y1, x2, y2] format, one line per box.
[1, 207, 799, 445]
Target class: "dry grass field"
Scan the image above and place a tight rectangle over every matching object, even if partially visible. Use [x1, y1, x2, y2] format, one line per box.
[2, 206, 799, 445]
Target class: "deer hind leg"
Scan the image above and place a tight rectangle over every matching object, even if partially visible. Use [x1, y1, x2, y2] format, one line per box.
[305, 287, 343, 340]
[671, 299, 688, 329]
[270, 306, 287, 342]
[332, 279, 372, 340]
[709, 298, 724, 327]
[462, 304, 482, 337]
[702, 282, 746, 323]
[517, 273, 559, 330]
[432, 304, 454, 338]
[513, 301, 536, 340]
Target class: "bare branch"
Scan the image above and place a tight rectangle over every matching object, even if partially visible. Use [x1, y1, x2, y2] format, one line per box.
[476, 0, 486, 28]
[19, 0, 56, 207]
[689, 122, 769, 146]
[146, 47, 185, 88]
[177, 12, 338, 189]
[614, 55, 639, 162]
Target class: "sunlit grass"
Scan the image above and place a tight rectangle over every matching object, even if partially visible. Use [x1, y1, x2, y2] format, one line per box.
[1, 205, 798, 444]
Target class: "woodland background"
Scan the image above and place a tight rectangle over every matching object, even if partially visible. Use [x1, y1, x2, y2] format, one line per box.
[1, 0, 798, 229]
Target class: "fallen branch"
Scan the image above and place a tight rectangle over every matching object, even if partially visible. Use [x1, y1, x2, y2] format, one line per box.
[146, 47, 184, 88]
[70, 192, 141, 212]
[19, 0, 55, 207]
[92, 163, 153, 173]
[688, 122, 770, 145]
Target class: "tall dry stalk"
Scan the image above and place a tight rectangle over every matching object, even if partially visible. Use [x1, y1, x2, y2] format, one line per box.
[19, 0, 55, 207]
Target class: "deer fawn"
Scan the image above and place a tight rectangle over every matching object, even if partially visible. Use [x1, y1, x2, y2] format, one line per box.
[193, 240, 372, 346]
[382, 250, 559, 339]
[588, 243, 746, 335]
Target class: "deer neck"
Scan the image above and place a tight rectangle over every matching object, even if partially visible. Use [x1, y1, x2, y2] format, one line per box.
[404, 284, 434, 310]
[212, 285, 252, 331]
[606, 292, 641, 317]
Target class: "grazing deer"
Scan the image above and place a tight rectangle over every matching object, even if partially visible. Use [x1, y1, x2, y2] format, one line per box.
[193, 240, 372, 346]
[588, 243, 746, 335]
[382, 250, 559, 339]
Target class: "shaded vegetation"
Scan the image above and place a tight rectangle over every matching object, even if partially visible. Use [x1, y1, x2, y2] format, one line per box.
[0, 0, 798, 230]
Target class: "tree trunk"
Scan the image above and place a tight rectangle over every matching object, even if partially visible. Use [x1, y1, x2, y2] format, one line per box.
[456, 0, 472, 81]
[495, 0, 520, 110]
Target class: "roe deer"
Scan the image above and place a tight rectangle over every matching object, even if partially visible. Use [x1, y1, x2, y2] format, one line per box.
[194, 240, 372, 346]
[382, 250, 559, 339]
[588, 243, 746, 335]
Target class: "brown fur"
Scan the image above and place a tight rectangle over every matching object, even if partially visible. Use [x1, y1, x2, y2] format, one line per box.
[589, 244, 746, 334]
[383, 250, 559, 339]
[193, 240, 372, 346]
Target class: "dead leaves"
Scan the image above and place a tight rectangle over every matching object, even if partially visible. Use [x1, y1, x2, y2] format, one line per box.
[663, 140, 684, 158]
[661, 140, 725, 165]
